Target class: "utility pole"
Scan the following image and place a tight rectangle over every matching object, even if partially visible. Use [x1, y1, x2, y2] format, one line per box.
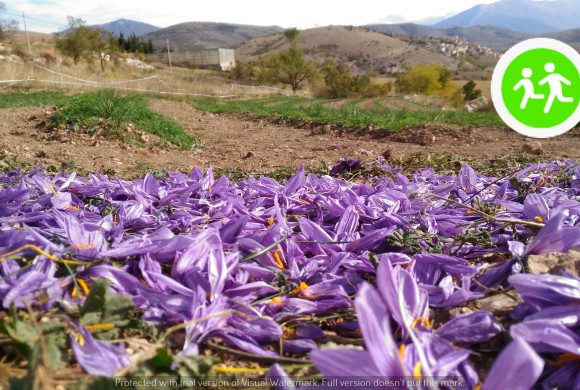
[22, 13, 32, 55]
[166, 39, 172, 72]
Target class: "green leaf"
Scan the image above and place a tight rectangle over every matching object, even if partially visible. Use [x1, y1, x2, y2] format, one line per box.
[40, 320, 68, 370]
[80, 279, 136, 340]
[173, 355, 220, 381]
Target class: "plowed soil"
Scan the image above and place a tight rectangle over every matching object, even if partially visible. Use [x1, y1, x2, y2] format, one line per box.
[1, 99, 579, 177]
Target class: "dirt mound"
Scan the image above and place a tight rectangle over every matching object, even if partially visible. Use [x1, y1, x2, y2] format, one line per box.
[27, 108, 167, 149]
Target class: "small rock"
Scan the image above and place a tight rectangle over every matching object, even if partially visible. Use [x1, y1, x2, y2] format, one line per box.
[527, 248, 580, 276]
[242, 151, 255, 159]
[522, 141, 543, 155]
[479, 291, 523, 315]
[23, 146, 29, 151]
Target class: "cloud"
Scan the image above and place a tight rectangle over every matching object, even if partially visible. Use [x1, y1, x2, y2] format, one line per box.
[8, 0, 503, 34]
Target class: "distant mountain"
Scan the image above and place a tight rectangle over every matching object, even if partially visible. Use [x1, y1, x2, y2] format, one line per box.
[92, 19, 160, 37]
[433, 0, 580, 34]
[140, 22, 284, 51]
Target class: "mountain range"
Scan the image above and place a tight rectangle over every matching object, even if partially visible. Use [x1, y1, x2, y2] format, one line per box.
[139, 22, 283, 52]
[433, 0, 580, 34]
[90, 19, 160, 37]
[45, 0, 580, 54]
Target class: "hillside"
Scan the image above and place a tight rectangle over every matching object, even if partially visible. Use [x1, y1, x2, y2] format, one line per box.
[433, 0, 580, 34]
[366, 24, 531, 50]
[365, 23, 447, 39]
[91, 18, 160, 37]
[546, 28, 580, 50]
[235, 25, 458, 75]
[140, 22, 284, 52]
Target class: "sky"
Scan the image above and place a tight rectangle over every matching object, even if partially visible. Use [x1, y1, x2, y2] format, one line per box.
[1, 0, 520, 33]
[4, 0, 504, 33]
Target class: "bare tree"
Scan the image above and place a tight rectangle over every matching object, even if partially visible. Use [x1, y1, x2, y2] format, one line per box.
[0, 2, 19, 41]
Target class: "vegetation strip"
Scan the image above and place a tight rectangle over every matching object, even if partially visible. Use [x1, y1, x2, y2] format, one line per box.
[191, 96, 505, 132]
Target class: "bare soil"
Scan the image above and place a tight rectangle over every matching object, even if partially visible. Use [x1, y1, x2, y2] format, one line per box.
[1, 99, 579, 178]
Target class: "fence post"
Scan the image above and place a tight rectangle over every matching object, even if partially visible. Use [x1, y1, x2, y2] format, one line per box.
[167, 39, 172, 72]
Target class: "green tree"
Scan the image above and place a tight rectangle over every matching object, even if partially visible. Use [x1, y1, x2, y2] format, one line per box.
[56, 16, 117, 70]
[463, 80, 482, 101]
[283, 28, 300, 42]
[56, 17, 92, 64]
[272, 46, 316, 93]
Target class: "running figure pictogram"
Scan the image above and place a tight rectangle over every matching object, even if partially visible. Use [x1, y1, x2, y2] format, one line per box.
[513, 68, 544, 109]
[538, 62, 574, 113]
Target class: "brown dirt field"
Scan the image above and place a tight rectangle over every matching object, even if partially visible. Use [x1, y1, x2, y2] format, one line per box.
[322, 99, 355, 109]
[379, 96, 439, 111]
[1, 99, 579, 178]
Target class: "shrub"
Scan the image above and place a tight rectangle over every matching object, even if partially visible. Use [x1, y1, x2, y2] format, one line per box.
[319, 59, 391, 98]
[52, 90, 199, 149]
[395, 64, 463, 108]
[229, 60, 255, 83]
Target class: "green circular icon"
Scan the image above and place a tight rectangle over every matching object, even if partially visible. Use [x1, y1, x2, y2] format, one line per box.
[492, 38, 580, 138]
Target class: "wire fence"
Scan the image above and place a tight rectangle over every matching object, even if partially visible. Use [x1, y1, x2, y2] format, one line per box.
[0, 63, 290, 98]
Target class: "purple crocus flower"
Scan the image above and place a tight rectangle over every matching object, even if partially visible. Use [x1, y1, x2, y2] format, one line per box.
[436, 311, 501, 344]
[481, 338, 544, 390]
[69, 322, 131, 377]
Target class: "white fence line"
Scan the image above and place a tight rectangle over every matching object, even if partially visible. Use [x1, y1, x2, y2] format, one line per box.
[0, 64, 290, 98]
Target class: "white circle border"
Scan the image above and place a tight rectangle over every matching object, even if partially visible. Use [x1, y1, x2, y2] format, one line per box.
[491, 38, 580, 138]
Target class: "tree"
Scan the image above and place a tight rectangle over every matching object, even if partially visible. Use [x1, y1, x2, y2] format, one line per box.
[56, 17, 91, 64]
[463, 80, 482, 101]
[0, 2, 18, 41]
[56, 16, 117, 70]
[283, 28, 300, 42]
[272, 46, 316, 93]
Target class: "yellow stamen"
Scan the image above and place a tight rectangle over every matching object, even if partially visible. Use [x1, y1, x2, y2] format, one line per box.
[78, 279, 90, 295]
[273, 248, 285, 270]
[208, 185, 212, 192]
[85, 323, 114, 331]
[290, 282, 308, 296]
[269, 296, 283, 305]
[535, 216, 544, 223]
[298, 199, 310, 204]
[212, 366, 268, 373]
[473, 384, 482, 390]
[140, 279, 150, 287]
[74, 243, 96, 249]
[71, 287, 78, 298]
[49, 184, 57, 195]
[64, 206, 80, 210]
[267, 217, 275, 228]
[282, 326, 298, 340]
[0, 244, 91, 265]
[78, 333, 84, 347]
[399, 344, 406, 363]
[410, 317, 431, 329]
[413, 361, 422, 378]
